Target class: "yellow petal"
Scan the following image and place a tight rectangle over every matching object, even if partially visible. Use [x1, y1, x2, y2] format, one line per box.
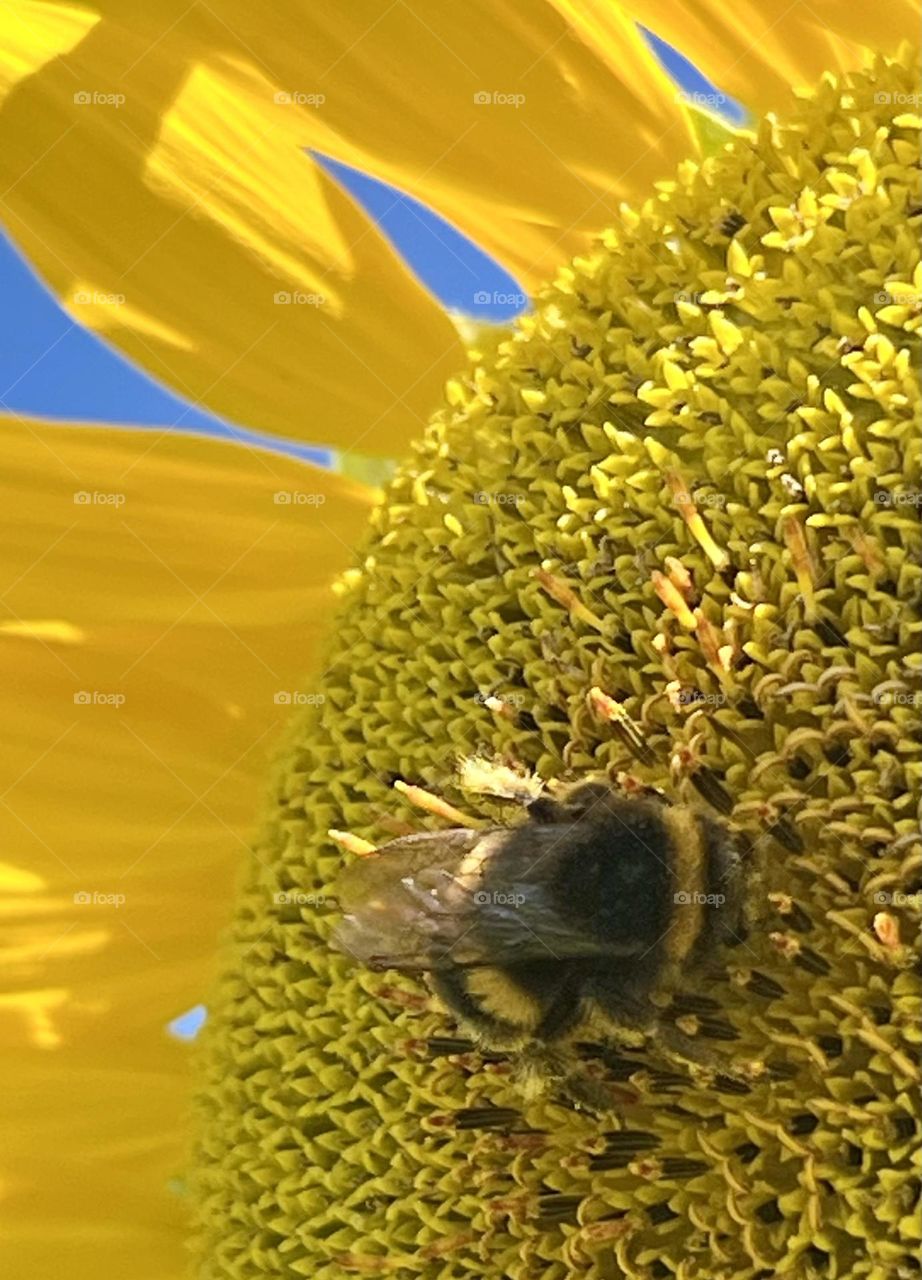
[627, 0, 919, 118]
[2, 418, 370, 626]
[0, 1, 696, 386]
[0, 10, 462, 454]
[217, 0, 697, 286]
[0, 1055, 191, 1279]
[0, 417, 374, 1274]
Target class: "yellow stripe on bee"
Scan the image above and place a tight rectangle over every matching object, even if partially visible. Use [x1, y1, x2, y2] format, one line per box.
[662, 807, 708, 965]
[466, 968, 542, 1034]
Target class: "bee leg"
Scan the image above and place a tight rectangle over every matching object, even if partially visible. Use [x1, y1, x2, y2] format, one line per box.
[511, 1042, 570, 1101]
[558, 1074, 627, 1114]
[513, 1044, 627, 1114]
[514, 985, 624, 1112]
[593, 987, 761, 1087]
[653, 1018, 762, 1085]
[530, 980, 585, 1043]
[427, 965, 527, 1052]
[595, 1000, 760, 1087]
[598, 1022, 649, 1052]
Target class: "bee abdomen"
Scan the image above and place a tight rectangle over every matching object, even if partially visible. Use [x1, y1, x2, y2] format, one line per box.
[662, 808, 744, 969]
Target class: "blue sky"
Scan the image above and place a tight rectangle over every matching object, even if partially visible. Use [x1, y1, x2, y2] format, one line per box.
[0, 30, 741, 471]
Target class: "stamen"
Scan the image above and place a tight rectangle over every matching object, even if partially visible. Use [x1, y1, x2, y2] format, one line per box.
[332, 1254, 398, 1274]
[482, 695, 517, 720]
[768, 892, 813, 932]
[652, 570, 697, 629]
[588, 686, 656, 765]
[421, 1233, 478, 1261]
[534, 567, 605, 631]
[666, 470, 730, 570]
[782, 515, 816, 618]
[872, 911, 902, 951]
[664, 555, 696, 603]
[847, 526, 887, 575]
[393, 779, 481, 828]
[695, 611, 736, 677]
[769, 932, 830, 975]
[328, 829, 377, 857]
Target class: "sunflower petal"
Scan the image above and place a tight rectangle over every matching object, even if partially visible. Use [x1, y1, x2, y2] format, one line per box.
[0, 417, 373, 1274]
[0, 1055, 191, 1280]
[0, 0, 695, 408]
[0, 10, 462, 454]
[2, 418, 371, 624]
[627, 0, 919, 117]
[290, 0, 698, 286]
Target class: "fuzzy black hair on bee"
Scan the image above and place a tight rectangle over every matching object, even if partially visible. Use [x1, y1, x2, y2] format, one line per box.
[332, 776, 749, 1107]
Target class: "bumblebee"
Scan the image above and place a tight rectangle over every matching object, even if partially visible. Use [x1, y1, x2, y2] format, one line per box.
[333, 777, 748, 1107]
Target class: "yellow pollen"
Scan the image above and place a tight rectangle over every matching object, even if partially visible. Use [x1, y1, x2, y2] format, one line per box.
[782, 515, 817, 617]
[666, 470, 730, 570]
[652, 570, 697, 628]
[393, 780, 481, 828]
[534, 567, 605, 631]
[328, 829, 378, 857]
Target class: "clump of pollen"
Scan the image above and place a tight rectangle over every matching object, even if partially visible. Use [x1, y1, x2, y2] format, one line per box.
[193, 55, 921, 1280]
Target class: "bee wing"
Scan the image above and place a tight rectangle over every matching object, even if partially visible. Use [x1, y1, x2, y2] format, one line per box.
[332, 825, 648, 972]
[463, 894, 648, 965]
[332, 828, 504, 971]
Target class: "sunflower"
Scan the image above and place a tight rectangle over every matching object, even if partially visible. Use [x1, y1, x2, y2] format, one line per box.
[1, 4, 919, 1279]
